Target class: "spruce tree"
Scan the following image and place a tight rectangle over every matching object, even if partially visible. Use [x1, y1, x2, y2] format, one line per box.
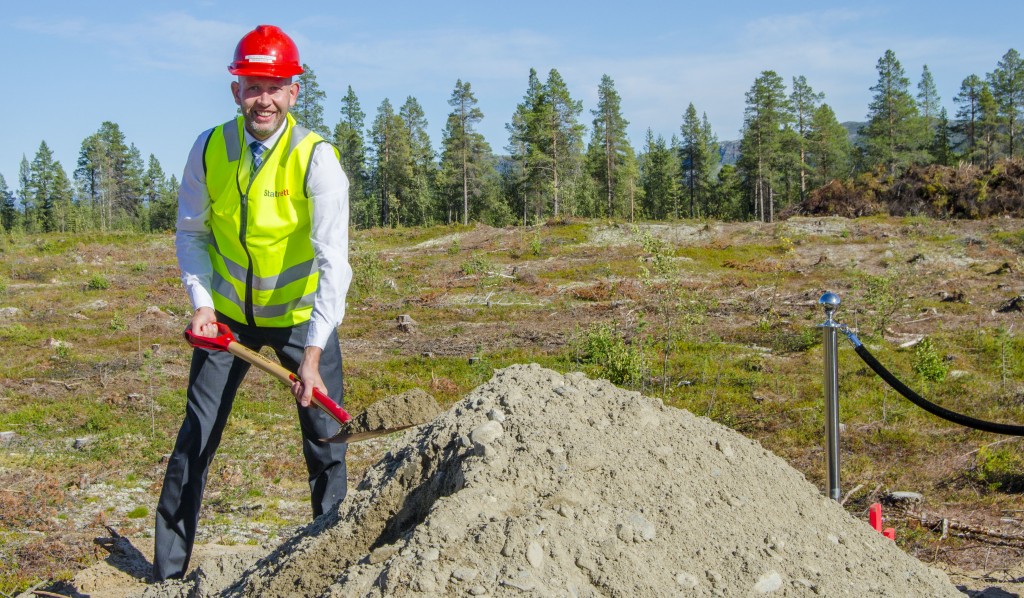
[977, 84, 1000, 168]
[398, 96, 436, 226]
[807, 104, 852, 187]
[930, 108, 955, 166]
[506, 69, 546, 223]
[334, 86, 368, 224]
[989, 49, 1024, 158]
[28, 141, 58, 232]
[294, 63, 329, 139]
[917, 65, 942, 143]
[955, 74, 985, 164]
[0, 174, 16, 232]
[369, 99, 410, 227]
[639, 129, 680, 220]
[540, 69, 585, 218]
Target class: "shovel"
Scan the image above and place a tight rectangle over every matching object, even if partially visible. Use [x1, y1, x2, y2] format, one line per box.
[183, 322, 430, 443]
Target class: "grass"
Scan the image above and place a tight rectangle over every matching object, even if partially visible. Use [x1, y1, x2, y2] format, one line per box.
[2, 216, 1024, 593]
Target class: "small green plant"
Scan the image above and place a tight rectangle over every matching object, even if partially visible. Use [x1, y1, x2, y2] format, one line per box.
[974, 444, 1024, 492]
[460, 255, 493, 276]
[447, 238, 461, 255]
[572, 323, 646, 385]
[0, 276, 7, 296]
[529, 233, 542, 256]
[126, 506, 149, 519]
[131, 263, 146, 272]
[912, 337, 948, 382]
[86, 274, 110, 290]
[351, 248, 386, 300]
[860, 267, 907, 339]
[110, 313, 127, 331]
[53, 342, 71, 360]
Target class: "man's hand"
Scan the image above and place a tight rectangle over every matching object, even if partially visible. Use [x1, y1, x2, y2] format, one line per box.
[292, 346, 325, 408]
[190, 307, 219, 338]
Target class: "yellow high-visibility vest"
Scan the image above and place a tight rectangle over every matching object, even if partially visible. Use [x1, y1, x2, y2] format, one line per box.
[203, 114, 339, 327]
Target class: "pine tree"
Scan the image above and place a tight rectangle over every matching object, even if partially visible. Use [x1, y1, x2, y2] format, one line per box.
[790, 76, 824, 202]
[440, 80, 497, 225]
[806, 104, 852, 187]
[738, 70, 791, 222]
[989, 48, 1024, 159]
[586, 75, 635, 219]
[333, 86, 369, 225]
[955, 74, 985, 164]
[294, 63, 329, 139]
[917, 65, 942, 143]
[0, 174, 17, 232]
[862, 50, 927, 175]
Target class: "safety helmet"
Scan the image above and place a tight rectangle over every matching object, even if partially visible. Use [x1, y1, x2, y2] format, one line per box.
[228, 25, 304, 78]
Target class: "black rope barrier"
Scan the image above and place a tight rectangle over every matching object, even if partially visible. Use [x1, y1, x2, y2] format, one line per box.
[852, 343, 1024, 436]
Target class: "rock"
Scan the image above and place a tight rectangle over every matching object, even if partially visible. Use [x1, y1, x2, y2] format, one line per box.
[0, 307, 20, 318]
[469, 421, 503, 446]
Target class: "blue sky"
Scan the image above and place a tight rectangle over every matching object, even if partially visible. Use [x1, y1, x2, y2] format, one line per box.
[3, 1, 1022, 191]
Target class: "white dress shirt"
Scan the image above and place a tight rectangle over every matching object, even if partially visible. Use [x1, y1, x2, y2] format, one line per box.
[175, 120, 352, 349]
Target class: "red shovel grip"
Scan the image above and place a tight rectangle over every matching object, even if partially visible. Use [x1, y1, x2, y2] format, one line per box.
[290, 374, 352, 425]
[183, 321, 236, 351]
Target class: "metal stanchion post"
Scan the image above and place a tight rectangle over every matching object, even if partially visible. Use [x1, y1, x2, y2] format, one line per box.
[819, 292, 842, 501]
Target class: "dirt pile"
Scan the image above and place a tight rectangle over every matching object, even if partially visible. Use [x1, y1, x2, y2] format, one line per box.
[138, 364, 960, 597]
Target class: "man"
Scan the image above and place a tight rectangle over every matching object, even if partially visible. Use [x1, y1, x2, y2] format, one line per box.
[153, 24, 351, 582]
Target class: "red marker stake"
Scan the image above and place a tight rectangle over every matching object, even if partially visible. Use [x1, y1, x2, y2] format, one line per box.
[883, 528, 895, 540]
[869, 503, 883, 532]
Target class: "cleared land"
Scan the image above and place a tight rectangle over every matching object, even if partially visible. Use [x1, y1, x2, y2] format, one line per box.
[1, 216, 1023, 595]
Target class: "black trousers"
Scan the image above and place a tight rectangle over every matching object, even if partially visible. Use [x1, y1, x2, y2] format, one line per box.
[152, 316, 347, 581]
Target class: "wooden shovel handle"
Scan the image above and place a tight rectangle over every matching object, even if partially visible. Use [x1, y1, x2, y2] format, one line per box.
[184, 324, 352, 426]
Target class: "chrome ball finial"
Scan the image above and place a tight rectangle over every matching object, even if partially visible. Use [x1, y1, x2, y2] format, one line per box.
[819, 292, 841, 320]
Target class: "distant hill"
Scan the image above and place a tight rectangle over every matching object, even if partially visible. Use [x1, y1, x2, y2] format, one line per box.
[717, 121, 867, 165]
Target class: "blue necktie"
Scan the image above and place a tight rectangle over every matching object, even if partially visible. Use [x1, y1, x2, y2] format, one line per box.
[250, 141, 266, 173]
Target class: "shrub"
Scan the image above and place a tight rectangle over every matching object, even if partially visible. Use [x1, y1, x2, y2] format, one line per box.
[573, 323, 645, 386]
[912, 337, 948, 382]
[86, 274, 110, 291]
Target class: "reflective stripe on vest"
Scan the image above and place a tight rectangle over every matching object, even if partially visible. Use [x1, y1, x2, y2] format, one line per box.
[203, 114, 334, 327]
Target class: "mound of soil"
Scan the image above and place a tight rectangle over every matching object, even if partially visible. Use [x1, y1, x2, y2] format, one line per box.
[123, 364, 960, 597]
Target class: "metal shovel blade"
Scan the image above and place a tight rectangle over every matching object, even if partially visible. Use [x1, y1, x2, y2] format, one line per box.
[322, 423, 419, 443]
[319, 388, 442, 444]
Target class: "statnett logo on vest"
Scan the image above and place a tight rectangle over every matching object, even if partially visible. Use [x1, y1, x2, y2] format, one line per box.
[264, 188, 291, 198]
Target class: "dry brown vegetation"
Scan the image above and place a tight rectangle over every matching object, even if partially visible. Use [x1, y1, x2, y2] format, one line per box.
[1, 216, 1024, 595]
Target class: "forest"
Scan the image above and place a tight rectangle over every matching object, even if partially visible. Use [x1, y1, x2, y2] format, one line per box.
[1, 46, 1022, 234]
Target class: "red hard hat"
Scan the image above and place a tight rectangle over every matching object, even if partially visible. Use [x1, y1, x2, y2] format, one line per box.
[228, 25, 304, 78]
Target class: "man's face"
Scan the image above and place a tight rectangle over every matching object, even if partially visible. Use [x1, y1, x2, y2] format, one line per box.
[231, 76, 299, 140]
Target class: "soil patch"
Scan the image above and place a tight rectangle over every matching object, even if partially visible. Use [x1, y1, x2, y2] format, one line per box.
[123, 364, 960, 597]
